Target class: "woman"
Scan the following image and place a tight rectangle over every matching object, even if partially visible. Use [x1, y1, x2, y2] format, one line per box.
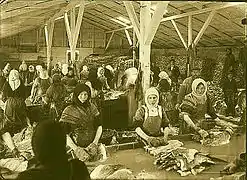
[133, 87, 178, 147]
[97, 67, 110, 91]
[1, 70, 29, 157]
[16, 120, 91, 180]
[59, 84, 102, 160]
[30, 66, 52, 104]
[62, 67, 77, 93]
[180, 78, 219, 138]
[25, 65, 36, 97]
[157, 71, 177, 126]
[45, 74, 67, 120]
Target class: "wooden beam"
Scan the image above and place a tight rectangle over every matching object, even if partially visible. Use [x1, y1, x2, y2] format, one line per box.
[171, 19, 187, 49]
[123, 1, 140, 41]
[1, 0, 66, 20]
[105, 32, 114, 51]
[44, 25, 49, 47]
[188, 15, 193, 47]
[106, 26, 133, 33]
[45, 21, 54, 70]
[71, 7, 76, 36]
[64, 12, 72, 48]
[125, 29, 132, 46]
[193, 10, 216, 47]
[161, 2, 244, 22]
[145, 1, 169, 45]
[72, 1, 85, 49]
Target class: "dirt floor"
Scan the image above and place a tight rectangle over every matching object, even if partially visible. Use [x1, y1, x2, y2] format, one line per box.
[97, 133, 246, 180]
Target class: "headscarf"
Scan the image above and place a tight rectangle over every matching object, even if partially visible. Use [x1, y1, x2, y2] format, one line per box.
[36, 65, 42, 73]
[72, 83, 91, 108]
[32, 120, 68, 168]
[3, 63, 11, 76]
[28, 65, 35, 72]
[52, 73, 62, 84]
[19, 61, 27, 71]
[8, 69, 21, 91]
[97, 67, 104, 78]
[106, 65, 114, 73]
[62, 64, 69, 76]
[124, 67, 138, 87]
[144, 87, 160, 116]
[159, 71, 171, 85]
[39, 68, 49, 79]
[191, 78, 207, 104]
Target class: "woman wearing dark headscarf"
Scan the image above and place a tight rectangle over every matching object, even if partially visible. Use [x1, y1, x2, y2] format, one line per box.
[45, 74, 67, 120]
[59, 83, 102, 160]
[16, 120, 91, 180]
[61, 67, 78, 93]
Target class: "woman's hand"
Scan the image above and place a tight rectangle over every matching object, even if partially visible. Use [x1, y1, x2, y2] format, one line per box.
[146, 137, 160, 147]
[198, 129, 209, 138]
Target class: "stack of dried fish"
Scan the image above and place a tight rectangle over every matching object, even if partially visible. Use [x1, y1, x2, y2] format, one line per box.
[154, 147, 215, 176]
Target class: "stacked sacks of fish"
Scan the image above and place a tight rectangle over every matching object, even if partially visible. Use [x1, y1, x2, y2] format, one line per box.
[154, 147, 215, 176]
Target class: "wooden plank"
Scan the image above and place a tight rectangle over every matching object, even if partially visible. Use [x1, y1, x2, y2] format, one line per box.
[193, 10, 216, 46]
[124, 29, 132, 46]
[171, 19, 188, 49]
[145, 1, 169, 45]
[106, 26, 133, 33]
[161, 2, 244, 22]
[44, 25, 49, 47]
[105, 32, 114, 51]
[123, 1, 141, 41]
[71, 7, 76, 36]
[1, 0, 66, 20]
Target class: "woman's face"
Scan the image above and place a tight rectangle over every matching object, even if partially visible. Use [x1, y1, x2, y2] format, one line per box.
[147, 94, 158, 106]
[78, 91, 88, 103]
[196, 84, 205, 96]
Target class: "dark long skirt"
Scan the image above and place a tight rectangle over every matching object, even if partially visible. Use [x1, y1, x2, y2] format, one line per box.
[0, 97, 27, 136]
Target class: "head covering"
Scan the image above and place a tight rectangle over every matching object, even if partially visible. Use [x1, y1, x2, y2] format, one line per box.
[3, 63, 11, 76]
[106, 65, 114, 73]
[52, 73, 62, 84]
[62, 64, 69, 76]
[97, 67, 104, 78]
[39, 68, 49, 79]
[36, 65, 42, 72]
[145, 87, 160, 116]
[28, 65, 35, 72]
[19, 60, 27, 71]
[32, 120, 68, 167]
[8, 69, 21, 91]
[125, 67, 138, 87]
[72, 83, 91, 108]
[191, 78, 207, 104]
[159, 71, 171, 85]
[82, 65, 88, 72]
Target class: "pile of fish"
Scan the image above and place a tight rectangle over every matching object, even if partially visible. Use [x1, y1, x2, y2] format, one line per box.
[145, 140, 215, 176]
[154, 147, 215, 176]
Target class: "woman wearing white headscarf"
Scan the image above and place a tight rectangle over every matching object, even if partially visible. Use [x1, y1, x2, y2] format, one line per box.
[133, 87, 178, 147]
[180, 78, 219, 138]
[1, 69, 29, 157]
[31, 66, 52, 104]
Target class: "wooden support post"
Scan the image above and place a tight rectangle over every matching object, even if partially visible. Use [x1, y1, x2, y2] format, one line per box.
[44, 21, 54, 71]
[125, 29, 132, 46]
[193, 10, 215, 47]
[64, 12, 72, 48]
[105, 32, 114, 51]
[133, 30, 136, 62]
[187, 15, 193, 77]
[123, 1, 140, 41]
[171, 19, 187, 49]
[140, 1, 151, 93]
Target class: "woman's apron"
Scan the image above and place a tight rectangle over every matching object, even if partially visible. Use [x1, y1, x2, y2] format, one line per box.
[142, 105, 163, 137]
